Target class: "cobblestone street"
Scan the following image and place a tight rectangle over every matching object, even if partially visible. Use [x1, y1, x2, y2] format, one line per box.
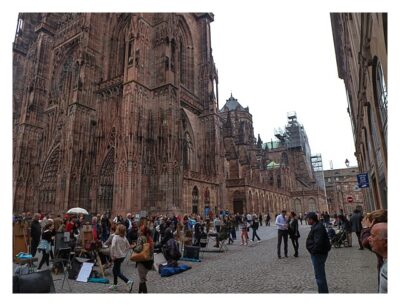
[35, 223, 378, 294]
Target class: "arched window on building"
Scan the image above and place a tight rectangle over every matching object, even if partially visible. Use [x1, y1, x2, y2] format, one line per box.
[308, 198, 316, 212]
[204, 188, 210, 210]
[294, 198, 302, 214]
[281, 152, 289, 167]
[248, 191, 253, 213]
[372, 56, 388, 142]
[269, 173, 274, 186]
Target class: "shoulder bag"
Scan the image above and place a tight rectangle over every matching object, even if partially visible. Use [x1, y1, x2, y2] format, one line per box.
[130, 242, 151, 262]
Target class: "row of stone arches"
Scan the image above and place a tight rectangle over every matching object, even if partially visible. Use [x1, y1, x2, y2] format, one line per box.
[292, 197, 318, 214]
[231, 189, 290, 215]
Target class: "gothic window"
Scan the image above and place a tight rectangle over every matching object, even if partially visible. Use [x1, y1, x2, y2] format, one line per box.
[39, 147, 60, 213]
[192, 186, 199, 214]
[179, 40, 185, 84]
[177, 17, 194, 91]
[269, 174, 274, 186]
[308, 198, 316, 212]
[98, 148, 115, 212]
[204, 188, 210, 209]
[248, 191, 253, 213]
[277, 174, 282, 188]
[294, 198, 302, 214]
[79, 175, 90, 211]
[16, 17, 24, 36]
[372, 56, 388, 142]
[183, 132, 193, 170]
[171, 39, 176, 71]
[51, 54, 75, 105]
[281, 152, 289, 167]
[110, 17, 130, 79]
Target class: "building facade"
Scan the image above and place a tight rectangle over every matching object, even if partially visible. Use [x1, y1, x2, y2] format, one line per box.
[13, 13, 326, 217]
[331, 13, 387, 212]
[324, 167, 365, 215]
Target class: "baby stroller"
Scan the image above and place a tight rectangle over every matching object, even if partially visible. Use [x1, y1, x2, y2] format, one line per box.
[330, 228, 349, 248]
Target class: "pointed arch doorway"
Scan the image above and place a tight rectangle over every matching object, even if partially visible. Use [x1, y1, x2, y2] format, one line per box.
[233, 190, 245, 214]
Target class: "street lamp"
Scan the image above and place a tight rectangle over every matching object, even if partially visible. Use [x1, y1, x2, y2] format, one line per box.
[345, 159, 350, 168]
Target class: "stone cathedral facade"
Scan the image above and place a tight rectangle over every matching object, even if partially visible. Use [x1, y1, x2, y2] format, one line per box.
[13, 13, 327, 217]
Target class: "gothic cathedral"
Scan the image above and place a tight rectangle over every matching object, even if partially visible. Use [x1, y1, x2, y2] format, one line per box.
[13, 13, 327, 217]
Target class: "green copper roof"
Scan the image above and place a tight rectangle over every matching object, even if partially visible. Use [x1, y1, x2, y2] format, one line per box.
[266, 161, 280, 169]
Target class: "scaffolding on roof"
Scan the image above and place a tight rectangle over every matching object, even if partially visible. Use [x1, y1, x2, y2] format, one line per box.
[311, 154, 327, 191]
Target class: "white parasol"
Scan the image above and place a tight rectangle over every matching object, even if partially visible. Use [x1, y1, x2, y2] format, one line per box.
[67, 207, 89, 215]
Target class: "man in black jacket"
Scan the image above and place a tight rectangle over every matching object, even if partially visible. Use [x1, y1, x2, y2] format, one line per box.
[306, 212, 331, 293]
[350, 209, 364, 250]
[30, 213, 42, 258]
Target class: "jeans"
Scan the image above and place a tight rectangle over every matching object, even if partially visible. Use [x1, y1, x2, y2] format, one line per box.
[290, 237, 299, 256]
[38, 250, 49, 269]
[277, 230, 288, 257]
[31, 239, 39, 258]
[311, 254, 329, 293]
[252, 229, 261, 241]
[113, 257, 129, 285]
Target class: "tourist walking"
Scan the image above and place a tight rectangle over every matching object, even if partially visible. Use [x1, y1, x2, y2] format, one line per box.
[288, 211, 300, 257]
[275, 210, 288, 258]
[338, 215, 352, 246]
[265, 213, 271, 226]
[133, 218, 154, 293]
[250, 215, 261, 242]
[37, 222, 54, 270]
[239, 217, 249, 246]
[350, 209, 364, 250]
[306, 212, 331, 293]
[109, 224, 134, 291]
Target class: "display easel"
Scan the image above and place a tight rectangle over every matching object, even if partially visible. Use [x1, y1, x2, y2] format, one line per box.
[13, 221, 29, 263]
[76, 225, 105, 278]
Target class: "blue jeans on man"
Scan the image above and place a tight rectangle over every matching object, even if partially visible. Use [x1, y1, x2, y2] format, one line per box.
[311, 254, 329, 293]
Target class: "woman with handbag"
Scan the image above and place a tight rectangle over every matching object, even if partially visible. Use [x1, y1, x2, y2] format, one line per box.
[37, 222, 54, 270]
[109, 224, 134, 291]
[131, 218, 154, 293]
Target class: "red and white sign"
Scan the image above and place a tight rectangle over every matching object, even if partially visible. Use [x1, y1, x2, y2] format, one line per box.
[347, 196, 354, 203]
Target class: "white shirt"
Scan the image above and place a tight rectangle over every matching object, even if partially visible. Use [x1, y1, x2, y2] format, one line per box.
[110, 235, 130, 259]
[275, 214, 288, 230]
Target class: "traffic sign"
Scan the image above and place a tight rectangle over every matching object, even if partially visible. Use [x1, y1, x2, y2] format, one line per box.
[347, 196, 353, 203]
[357, 173, 370, 188]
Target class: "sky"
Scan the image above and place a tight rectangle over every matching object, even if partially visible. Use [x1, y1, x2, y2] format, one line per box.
[211, 9, 355, 170]
[1, 0, 398, 302]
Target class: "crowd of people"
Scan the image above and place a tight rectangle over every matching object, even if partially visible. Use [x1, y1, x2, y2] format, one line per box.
[13, 207, 387, 293]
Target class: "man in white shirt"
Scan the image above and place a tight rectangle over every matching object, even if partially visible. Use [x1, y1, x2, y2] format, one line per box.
[275, 210, 289, 258]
